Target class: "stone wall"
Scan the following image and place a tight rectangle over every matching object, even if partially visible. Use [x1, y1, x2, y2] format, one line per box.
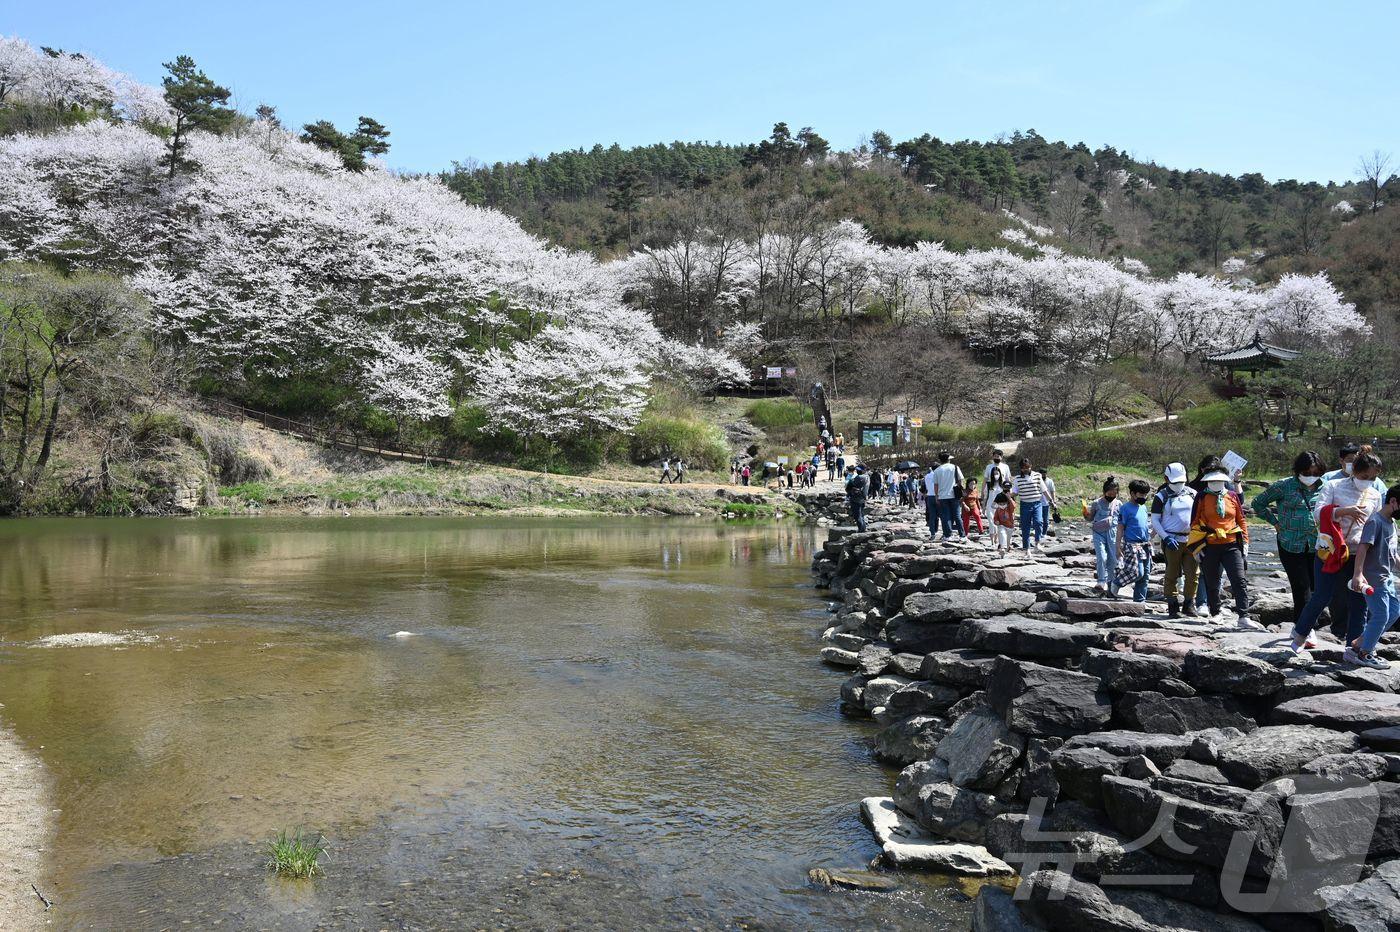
[812, 499, 1400, 930]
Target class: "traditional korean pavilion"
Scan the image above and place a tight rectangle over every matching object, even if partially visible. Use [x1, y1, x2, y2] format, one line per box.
[1205, 333, 1301, 396]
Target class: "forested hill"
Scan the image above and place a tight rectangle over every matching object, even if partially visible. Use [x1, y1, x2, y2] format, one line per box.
[445, 124, 1400, 321]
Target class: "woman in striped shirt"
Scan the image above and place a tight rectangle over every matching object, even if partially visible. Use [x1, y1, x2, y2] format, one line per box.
[1012, 458, 1049, 552]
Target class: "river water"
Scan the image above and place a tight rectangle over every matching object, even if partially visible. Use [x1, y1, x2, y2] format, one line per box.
[0, 517, 971, 930]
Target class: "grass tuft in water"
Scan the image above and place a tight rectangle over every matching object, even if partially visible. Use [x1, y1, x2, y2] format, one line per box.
[267, 829, 328, 878]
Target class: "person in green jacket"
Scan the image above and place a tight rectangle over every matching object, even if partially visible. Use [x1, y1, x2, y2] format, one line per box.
[1251, 451, 1326, 625]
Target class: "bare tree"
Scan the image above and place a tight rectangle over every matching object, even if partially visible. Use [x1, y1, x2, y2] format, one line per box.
[1141, 356, 1195, 419]
[908, 341, 976, 425]
[1358, 150, 1393, 215]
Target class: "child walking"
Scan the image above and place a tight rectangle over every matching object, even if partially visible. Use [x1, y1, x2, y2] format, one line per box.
[1116, 479, 1154, 602]
[992, 492, 1015, 555]
[962, 479, 986, 537]
[1085, 476, 1121, 596]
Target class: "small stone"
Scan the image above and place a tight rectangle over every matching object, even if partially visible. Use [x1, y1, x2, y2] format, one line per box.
[806, 867, 898, 892]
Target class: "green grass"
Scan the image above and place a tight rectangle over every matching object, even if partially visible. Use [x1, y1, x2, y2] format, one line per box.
[267, 830, 327, 879]
[744, 398, 813, 430]
[221, 480, 273, 504]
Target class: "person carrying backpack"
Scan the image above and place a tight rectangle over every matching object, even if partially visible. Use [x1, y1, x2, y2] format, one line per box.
[1151, 462, 1198, 618]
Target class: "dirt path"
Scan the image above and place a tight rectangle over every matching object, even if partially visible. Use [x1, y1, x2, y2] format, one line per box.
[0, 721, 49, 932]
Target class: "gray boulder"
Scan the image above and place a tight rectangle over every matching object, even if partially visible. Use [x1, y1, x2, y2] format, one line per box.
[860, 674, 916, 712]
[1060, 730, 1195, 767]
[1061, 598, 1147, 618]
[884, 614, 964, 654]
[971, 887, 1036, 932]
[1020, 737, 1063, 809]
[1080, 647, 1181, 693]
[958, 615, 1107, 659]
[1164, 759, 1230, 785]
[935, 704, 1025, 790]
[1186, 727, 1248, 764]
[1215, 725, 1360, 788]
[886, 652, 925, 678]
[1050, 746, 1130, 806]
[1335, 665, 1400, 693]
[1318, 859, 1400, 932]
[1275, 668, 1348, 703]
[892, 767, 1007, 843]
[1360, 725, 1400, 752]
[873, 715, 946, 765]
[819, 646, 859, 667]
[1101, 775, 1284, 877]
[1271, 690, 1400, 732]
[986, 657, 1112, 737]
[1015, 869, 1263, 931]
[884, 681, 961, 719]
[1182, 650, 1284, 697]
[920, 649, 999, 688]
[1302, 751, 1389, 783]
[855, 643, 895, 676]
[903, 588, 1037, 623]
[1116, 691, 1255, 735]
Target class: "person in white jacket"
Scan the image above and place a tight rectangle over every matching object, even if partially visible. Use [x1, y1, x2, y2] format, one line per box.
[1291, 450, 1386, 659]
[1151, 462, 1198, 618]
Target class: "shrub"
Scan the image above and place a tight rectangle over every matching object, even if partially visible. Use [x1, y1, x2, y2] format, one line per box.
[959, 419, 1005, 443]
[920, 423, 959, 442]
[1178, 400, 1257, 439]
[630, 413, 729, 470]
[744, 398, 812, 430]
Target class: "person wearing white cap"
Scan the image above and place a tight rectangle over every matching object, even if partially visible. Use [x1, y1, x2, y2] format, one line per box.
[1193, 469, 1259, 628]
[1151, 462, 1198, 618]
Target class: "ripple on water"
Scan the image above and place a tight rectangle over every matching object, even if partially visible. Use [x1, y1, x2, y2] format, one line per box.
[0, 517, 968, 929]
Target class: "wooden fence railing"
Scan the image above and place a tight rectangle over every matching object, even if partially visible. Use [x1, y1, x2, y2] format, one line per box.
[200, 398, 461, 468]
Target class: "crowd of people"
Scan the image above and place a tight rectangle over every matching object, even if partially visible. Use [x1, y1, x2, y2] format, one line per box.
[837, 439, 1400, 667]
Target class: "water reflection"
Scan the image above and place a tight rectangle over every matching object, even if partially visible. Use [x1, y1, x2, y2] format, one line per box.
[0, 517, 958, 929]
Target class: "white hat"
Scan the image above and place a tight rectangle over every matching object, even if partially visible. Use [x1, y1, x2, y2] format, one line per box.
[1164, 462, 1187, 483]
[1201, 470, 1231, 485]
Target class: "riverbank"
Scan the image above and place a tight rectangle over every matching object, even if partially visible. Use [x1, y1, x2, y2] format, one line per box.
[0, 721, 49, 931]
[810, 493, 1400, 929]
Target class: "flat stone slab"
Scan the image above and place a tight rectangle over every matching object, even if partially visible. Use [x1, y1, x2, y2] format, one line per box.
[1061, 598, 1146, 617]
[860, 797, 1014, 875]
[1271, 691, 1400, 732]
[1107, 630, 1216, 662]
[903, 588, 1037, 623]
[1215, 725, 1360, 788]
[958, 615, 1106, 659]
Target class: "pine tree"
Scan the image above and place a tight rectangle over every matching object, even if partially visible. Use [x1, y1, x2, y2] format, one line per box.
[160, 55, 235, 177]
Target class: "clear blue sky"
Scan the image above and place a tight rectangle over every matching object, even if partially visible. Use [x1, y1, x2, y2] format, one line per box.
[11, 0, 1396, 182]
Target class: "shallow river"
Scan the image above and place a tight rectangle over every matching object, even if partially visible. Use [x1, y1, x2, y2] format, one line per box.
[0, 517, 972, 930]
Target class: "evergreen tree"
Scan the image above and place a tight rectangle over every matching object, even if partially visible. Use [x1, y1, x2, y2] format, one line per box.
[160, 55, 235, 177]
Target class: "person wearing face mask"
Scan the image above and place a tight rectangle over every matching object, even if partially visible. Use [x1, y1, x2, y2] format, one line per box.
[1187, 455, 1241, 613]
[1115, 479, 1155, 602]
[1085, 476, 1121, 596]
[1291, 450, 1386, 658]
[1151, 462, 1198, 618]
[1252, 451, 1325, 625]
[984, 450, 1011, 527]
[1193, 469, 1259, 628]
[1011, 458, 1049, 552]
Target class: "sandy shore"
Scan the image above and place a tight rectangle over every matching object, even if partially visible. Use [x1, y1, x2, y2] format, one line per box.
[0, 718, 49, 932]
